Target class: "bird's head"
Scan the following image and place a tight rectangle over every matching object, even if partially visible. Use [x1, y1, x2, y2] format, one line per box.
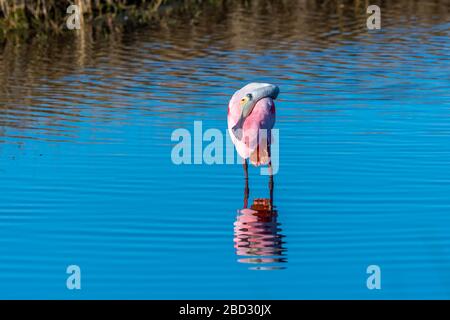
[230, 83, 279, 140]
[236, 83, 279, 119]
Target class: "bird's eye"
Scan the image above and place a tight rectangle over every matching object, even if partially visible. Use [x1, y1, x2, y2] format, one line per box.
[246, 94, 252, 100]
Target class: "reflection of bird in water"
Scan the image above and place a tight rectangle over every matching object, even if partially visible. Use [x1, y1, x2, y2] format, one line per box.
[234, 194, 286, 270]
[227, 83, 279, 192]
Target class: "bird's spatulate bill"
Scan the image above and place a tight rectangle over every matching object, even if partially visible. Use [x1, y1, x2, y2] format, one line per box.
[232, 119, 244, 140]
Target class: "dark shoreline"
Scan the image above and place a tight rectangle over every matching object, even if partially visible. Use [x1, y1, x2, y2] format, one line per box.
[1, 0, 449, 47]
[0, 0, 228, 42]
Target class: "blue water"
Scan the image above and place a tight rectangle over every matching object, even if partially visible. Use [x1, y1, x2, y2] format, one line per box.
[0, 2, 450, 299]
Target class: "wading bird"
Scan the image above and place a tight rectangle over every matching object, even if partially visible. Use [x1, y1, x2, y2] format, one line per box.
[227, 83, 279, 204]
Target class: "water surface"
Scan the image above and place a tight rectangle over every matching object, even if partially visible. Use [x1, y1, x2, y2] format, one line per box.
[1, 1, 450, 299]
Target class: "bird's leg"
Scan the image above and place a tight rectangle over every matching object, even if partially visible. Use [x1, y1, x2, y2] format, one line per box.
[243, 159, 249, 209]
[269, 165, 274, 210]
[268, 142, 274, 209]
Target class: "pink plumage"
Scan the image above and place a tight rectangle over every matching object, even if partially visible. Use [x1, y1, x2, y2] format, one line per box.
[227, 83, 278, 166]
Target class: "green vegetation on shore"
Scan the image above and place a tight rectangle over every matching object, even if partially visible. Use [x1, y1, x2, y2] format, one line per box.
[2, 0, 449, 43]
[0, 0, 225, 39]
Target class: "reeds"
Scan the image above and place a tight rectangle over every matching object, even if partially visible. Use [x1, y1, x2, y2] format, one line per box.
[0, 0, 173, 37]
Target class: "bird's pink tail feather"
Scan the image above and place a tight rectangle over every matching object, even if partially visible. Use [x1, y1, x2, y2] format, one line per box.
[249, 134, 270, 166]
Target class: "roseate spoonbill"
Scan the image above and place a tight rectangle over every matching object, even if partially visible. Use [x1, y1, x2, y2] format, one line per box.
[227, 83, 279, 201]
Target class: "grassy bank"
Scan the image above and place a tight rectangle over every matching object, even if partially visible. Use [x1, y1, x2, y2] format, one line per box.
[2, 0, 449, 42]
[0, 0, 225, 39]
